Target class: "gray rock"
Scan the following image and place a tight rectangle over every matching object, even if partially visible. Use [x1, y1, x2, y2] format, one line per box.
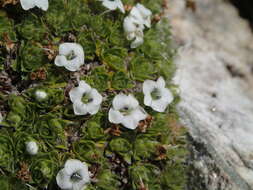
[166, 0, 253, 189]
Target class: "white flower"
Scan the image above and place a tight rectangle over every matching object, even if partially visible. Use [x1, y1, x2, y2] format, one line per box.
[109, 94, 147, 130]
[35, 90, 47, 100]
[143, 77, 174, 112]
[55, 43, 85, 72]
[130, 3, 152, 28]
[123, 3, 152, 48]
[69, 81, 102, 115]
[56, 159, 90, 190]
[123, 16, 144, 48]
[26, 141, 39, 155]
[20, 0, 49, 11]
[100, 0, 125, 13]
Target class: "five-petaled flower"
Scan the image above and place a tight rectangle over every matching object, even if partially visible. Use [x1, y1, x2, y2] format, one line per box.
[26, 141, 39, 155]
[143, 77, 174, 112]
[123, 3, 152, 48]
[20, 0, 49, 11]
[55, 43, 85, 72]
[69, 81, 102, 116]
[109, 94, 147, 130]
[129, 3, 152, 28]
[99, 0, 125, 13]
[56, 159, 90, 190]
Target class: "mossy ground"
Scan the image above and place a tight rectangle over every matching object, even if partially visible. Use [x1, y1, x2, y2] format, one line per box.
[0, 0, 188, 189]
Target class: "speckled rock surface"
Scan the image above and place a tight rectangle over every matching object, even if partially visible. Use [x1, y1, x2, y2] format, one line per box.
[166, 0, 253, 189]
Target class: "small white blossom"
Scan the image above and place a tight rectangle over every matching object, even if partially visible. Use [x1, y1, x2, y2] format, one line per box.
[35, 90, 47, 100]
[109, 94, 147, 130]
[143, 77, 174, 112]
[69, 81, 102, 116]
[123, 3, 152, 48]
[55, 43, 85, 72]
[123, 16, 144, 48]
[130, 3, 152, 28]
[20, 0, 49, 11]
[100, 0, 125, 13]
[26, 141, 39, 155]
[57, 159, 90, 190]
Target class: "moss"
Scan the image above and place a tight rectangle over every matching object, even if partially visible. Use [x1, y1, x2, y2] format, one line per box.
[0, 0, 188, 189]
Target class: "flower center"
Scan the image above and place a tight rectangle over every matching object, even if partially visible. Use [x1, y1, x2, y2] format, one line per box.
[66, 50, 77, 60]
[151, 88, 161, 100]
[81, 93, 93, 104]
[71, 172, 82, 182]
[119, 106, 132, 116]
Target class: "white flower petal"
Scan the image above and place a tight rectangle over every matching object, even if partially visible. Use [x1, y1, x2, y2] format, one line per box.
[157, 77, 166, 88]
[112, 94, 128, 110]
[116, 0, 125, 13]
[73, 182, 87, 190]
[135, 3, 152, 28]
[64, 159, 85, 175]
[87, 104, 100, 115]
[73, 101, 88, 115]
[65, 58, 82, 72]
[127, 94, 139, 108]
[121, 115, 139, 130]
[136, 3, 152, 17]
[130, 35, 144, 49]
[69, 88, 85, 104]
[56, 169, 73, 189]
[123, 16, 137, 34]
[109, 108, 124, 124]
[151, 99, 168, 112]
[35, 0, 48, 11]
[89, 89, 102, 106]
[20, 0, 36, 10]
[144, 94, 152, 106]
[101, 0, 125, 13]
[55, 55, 67, 67]
[79, 81, 91, 92]
[131, 107, 147, 122]
[160, 88, 174, 104]
[143, 80, 157, 94]
[130, 6, 144, 25]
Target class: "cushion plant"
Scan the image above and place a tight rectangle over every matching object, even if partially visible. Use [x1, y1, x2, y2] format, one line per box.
[0, 0, 188, 189]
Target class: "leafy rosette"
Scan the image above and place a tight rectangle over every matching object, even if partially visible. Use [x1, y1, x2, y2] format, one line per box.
[108, 137, 132, 163]
[30, 152, 58, 187]
[133, 135, 159, 161]
[0, 176, 28, 190]
[14, 41, 47, 73]
[0, 131, 15, 172]
[6, 95, 36, 130]
[81, 113, 108, 141]
[27, 87, 64, 110]
[129, 163, 161, 190]
[94, 169, 120, 190]
[35, 115, 68, 150]
[0, 14, 16, 43]
[17, 14, 49, 42]
[13, 131, 40, 161]
[73, 140, 106, 165]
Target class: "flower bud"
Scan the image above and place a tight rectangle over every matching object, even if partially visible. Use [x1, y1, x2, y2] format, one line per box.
[26, 141, 39, 155]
